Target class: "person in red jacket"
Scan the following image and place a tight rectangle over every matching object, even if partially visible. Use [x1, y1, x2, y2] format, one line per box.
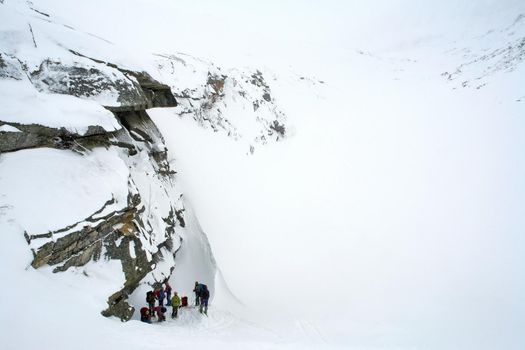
[153, 306, 167, 322]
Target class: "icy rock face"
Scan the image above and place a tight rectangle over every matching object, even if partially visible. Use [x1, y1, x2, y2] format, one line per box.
[0, 53, 23, 80]
[29, 55, 178, 111]
[0, 120, 108, 153]
[30, 58, 147, 107]
[1, 50, 183, 321]
[1, 0, 289, 322]
[155, 54, 287, 152]
[21, 109, 184, 321]
[21, 104, 184, 321]
[0, 50, 177, 154]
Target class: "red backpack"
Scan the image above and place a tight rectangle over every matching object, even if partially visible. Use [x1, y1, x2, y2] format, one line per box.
[181, 296, 188, 307]
[140, 307, 149, 317]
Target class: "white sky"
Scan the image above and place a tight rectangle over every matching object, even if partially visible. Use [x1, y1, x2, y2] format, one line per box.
[39, 0, 525, 65]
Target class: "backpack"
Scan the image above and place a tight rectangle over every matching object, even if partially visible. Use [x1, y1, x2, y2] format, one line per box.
[197, 284, 207, 294]
[140, 307, 149, 317]
[181, 296, 188, 307]
[201, 288, 210, 300]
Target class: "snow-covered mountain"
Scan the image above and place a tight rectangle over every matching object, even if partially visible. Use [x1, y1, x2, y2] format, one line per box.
[1, 0, 524, 349]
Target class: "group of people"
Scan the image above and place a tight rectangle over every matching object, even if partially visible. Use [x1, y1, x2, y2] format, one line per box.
[140, 280, 209, 323]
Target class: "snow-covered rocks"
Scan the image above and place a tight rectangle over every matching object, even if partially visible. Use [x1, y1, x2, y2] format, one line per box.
[0, 1, 187, 321]
[442, 13, 525, 90]
[155, 53, 288, 153]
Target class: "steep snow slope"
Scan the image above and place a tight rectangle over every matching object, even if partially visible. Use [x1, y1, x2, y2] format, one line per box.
[150, 2, 525, 350]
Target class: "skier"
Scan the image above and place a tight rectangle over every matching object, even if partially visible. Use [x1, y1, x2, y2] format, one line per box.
[199, 285, 210, 315]
[171, 291, 181, 318]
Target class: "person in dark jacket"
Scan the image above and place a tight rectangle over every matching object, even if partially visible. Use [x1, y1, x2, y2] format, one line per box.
[165, 280, 172, 306]
[193, 281, 201, 306]
[199, 286, 210, 315]
[146, 290, 156, 317]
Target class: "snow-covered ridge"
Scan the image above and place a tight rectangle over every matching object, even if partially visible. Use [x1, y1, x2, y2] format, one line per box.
[1, 0, 290, 148]
[441, 12, 525, 89]
[155, 53, 287, 152]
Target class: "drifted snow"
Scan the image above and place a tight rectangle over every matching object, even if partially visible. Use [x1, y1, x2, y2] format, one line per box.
[0, 147, 129, 234]
[129, 240, 136, 259]
[0, 124, 21, 132]
[0, 79, 120, 134]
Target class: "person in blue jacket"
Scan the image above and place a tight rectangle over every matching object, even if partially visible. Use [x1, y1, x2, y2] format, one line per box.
[199, 285, 210, 315]
[158, 287, 166, 307]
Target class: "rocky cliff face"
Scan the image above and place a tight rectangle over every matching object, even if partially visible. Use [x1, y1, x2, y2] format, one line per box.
[0, 1, 290, 321]
[1, 48, 186, 320]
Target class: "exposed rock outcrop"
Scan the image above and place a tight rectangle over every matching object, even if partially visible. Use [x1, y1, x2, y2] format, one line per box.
[0, 121, 112, 153]
[29, 56, 177, 111]
[2, 47, 184, 320]
[0, 53, 24, 80]
[155, 54, 288, 151]
[441, 14, 525, 90]
[0, 1, 290, 322]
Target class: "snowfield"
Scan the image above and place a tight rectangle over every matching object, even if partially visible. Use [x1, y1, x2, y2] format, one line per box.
[1, 0, 525, 349]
